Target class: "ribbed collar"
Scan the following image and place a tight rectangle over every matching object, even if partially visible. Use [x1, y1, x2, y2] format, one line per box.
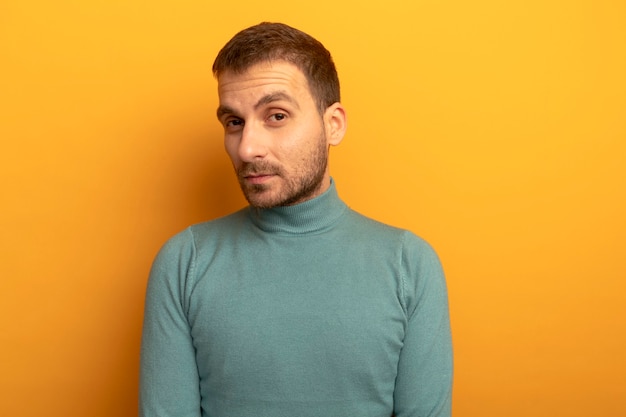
[247, 179, 347, 235]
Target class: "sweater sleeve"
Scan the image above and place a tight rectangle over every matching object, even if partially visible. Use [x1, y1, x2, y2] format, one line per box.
[393, 233, 453, 417]
[139, 228, 201, 417]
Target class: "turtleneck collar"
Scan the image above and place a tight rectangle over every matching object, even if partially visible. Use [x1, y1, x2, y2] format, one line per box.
[247, 179, 347, 235]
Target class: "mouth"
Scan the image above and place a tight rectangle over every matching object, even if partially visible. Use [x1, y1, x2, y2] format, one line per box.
[242, 173, 276, 185]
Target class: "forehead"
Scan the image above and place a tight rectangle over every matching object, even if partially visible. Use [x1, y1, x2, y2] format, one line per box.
[217, 61, 313, 104]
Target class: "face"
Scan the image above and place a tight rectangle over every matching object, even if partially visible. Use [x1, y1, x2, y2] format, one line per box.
[217, 61, 345, 208]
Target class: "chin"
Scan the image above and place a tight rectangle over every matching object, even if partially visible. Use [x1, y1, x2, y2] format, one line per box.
[244, 191, 281, 209]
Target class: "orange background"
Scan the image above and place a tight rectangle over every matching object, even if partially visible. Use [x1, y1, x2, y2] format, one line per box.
[1, 1, 625, 416]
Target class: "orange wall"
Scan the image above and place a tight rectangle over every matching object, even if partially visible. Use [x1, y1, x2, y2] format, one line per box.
[1, 1, 625, 416]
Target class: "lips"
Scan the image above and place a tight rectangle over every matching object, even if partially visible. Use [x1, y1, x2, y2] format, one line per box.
[238, 162, 280, 181]
[241, 173, 276, 185]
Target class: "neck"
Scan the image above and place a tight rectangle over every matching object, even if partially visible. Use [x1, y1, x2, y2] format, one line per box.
[248, 178, 346, 235]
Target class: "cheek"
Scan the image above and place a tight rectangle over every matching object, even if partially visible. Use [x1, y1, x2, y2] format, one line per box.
[224, 139, 240, 165]
[282, 122, 324, 154]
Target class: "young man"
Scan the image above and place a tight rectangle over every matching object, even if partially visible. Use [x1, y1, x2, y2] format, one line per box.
[140, 22, 452, 417]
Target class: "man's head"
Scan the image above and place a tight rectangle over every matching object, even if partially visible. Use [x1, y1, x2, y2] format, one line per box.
[214, 23, 347, 209]
[213, 22, 340, 115]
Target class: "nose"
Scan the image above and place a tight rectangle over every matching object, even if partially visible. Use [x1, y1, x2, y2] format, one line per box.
[237, 122, 268, 162]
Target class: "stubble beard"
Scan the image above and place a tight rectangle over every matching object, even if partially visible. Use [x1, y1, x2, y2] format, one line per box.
[236, 134, 329, 209]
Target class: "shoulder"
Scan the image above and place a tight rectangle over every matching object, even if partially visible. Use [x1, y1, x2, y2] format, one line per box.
[148, 209, 250, 293]
[345, 208, 445, 305]
[154, 208, 249, 264]
[344, 208, 437, 255]
[342, 208, 406, 239]
[344, 208, 443, 269]
[188, 207, 249, 237]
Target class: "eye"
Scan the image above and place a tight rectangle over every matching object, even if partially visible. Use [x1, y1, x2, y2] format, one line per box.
[227, 118, 243, 126]
[224, 118, 244, 131]
[268, 112, 287, 123]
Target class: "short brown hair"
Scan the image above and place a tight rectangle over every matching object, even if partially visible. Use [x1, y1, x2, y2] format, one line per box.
[212, 22, 340, 113]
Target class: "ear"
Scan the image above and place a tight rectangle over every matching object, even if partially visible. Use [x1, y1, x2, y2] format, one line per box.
[324, 102, 347, 146]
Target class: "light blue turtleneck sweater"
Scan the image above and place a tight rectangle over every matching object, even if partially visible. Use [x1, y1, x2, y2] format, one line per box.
[140, 181, 452, 417]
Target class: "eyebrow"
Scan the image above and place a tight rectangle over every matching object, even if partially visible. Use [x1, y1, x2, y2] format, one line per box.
[216, 105, 235, 120]
[216, 91, 299, 120]
[254, 91, 299, 111]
